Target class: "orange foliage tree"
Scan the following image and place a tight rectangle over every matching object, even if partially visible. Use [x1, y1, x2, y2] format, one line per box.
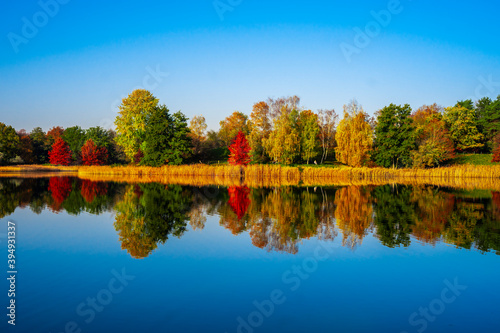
[411, 104, 455, 167]
[46, 126, 65, 146]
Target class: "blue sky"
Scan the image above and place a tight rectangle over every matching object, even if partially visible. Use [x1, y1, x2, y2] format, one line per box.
[1, 0, 499, 131]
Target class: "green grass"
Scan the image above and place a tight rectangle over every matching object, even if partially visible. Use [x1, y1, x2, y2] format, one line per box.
[449, 154, 495, 166]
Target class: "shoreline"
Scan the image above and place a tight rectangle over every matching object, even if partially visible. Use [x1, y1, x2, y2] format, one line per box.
[1, 164, 500, 190]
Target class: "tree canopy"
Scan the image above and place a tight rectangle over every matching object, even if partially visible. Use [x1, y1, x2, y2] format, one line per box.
[372, 103, 415, 168]
[115, 89, 159, 161]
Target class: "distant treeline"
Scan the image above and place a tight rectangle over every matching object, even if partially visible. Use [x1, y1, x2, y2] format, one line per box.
[1, 90, 499, 168]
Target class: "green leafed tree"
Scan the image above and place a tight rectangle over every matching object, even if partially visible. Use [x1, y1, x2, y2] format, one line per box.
[30, 127, 49, 164]
[372, 103, 415, 168]
[298, 110, 320, 164]
[476, 96, 500, 151]
[265, 107, 300, 165]
[443, 105, 484, 152]
[62, 126, 86, 162]
[141, 106, 192, 166]
[114, 89, 159, 161]
[0, 123, 20, 164]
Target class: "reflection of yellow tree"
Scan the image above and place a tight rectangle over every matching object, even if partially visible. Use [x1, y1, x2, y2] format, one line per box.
[335, 186, 373, 249]
[246, 188, 325, 254]
[188, 204, 207, 231]
[411, 186, 455, 244]
[114, 186, 157, 259]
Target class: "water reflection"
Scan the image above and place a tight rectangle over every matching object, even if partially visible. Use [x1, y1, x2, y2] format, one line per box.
[1, 177, 499, 257]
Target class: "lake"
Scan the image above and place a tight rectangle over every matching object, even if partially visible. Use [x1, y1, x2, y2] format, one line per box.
[1, 177, 499, 333]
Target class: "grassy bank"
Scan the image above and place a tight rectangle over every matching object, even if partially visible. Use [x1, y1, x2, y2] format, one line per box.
[2, 163, 500, 190]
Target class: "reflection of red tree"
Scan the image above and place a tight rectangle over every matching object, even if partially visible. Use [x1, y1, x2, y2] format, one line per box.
[228, 186, 250, 220]
[492, 192, 500, 219]
[48, 177, 72, 212]
[81, 180, 108, 203]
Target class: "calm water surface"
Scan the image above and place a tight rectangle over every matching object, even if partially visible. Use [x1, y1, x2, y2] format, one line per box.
[0, 177, 499, 333]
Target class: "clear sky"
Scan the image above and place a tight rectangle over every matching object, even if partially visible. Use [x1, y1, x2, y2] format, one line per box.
[1, 0, 499, 132]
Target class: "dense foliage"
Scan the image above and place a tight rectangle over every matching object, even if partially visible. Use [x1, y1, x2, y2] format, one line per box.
[3, 90, 500, 168]
[48, 138, 72, 166]
[372, 104, 415, 168]
[228, 131, 250, 166]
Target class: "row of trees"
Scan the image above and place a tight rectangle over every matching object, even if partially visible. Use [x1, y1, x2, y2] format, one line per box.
[189, 95, 500, 168]
[337, 98, 500, 168]
[0, 122, 126, 166]
[2, 89, 499, 167]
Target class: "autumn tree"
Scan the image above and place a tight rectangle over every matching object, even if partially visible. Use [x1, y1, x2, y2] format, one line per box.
[189, 115, 208, 158]
[372, 103, 415, 168]
[115, 89, 159, 161]
[411, 104, 455, 167]
[141, 106, 191, 166]
[248, 101, 271, 163]
[0, 123, 20, 164]
[266, 95, 301, 120]
[228, 131, 251, 166]
[219, 111, 249, 146]
[335, 101, 373, 167]
[17, 130, 35, 164]
[443, 104, 483, 152]
[317, 108, 338, 164]
[81, 139, 108, 166]
[46, 126, 65, 146]
[48, 138, 72, 166]
[298, 110, 320, 164]
[265, 107, 300, 165]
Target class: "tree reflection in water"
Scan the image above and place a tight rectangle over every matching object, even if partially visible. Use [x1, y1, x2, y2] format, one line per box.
[0, 177, 499, 258]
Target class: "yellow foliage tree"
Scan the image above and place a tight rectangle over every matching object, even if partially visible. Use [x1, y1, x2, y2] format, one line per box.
[335, 101, 373, 167]
[265, 107, 300, 165]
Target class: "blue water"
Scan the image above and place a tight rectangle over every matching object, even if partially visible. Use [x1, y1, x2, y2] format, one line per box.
[0, 180, 499, 333]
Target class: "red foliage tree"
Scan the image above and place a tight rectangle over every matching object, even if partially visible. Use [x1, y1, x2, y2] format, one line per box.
[492, 133, 500, 162]
[48, 138, 72, 165]
[81, 180, 108, 203]
[48, 177, 72, 212]
[228, 186, 251, 220]
[81, 139, 108, 166]
[228, 131, 250, 166]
